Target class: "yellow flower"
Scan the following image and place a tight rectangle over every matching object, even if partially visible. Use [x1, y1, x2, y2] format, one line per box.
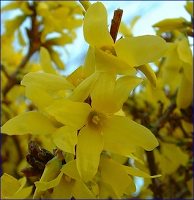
[45, 97, 159, 183]
[1, 73, 158, 183]
[83, 2, 169, 83]
[34, 159, 96, 199]
[1, 173, 32, 199]
[161, 36, 193, 108]
[32, 154, 159, 198]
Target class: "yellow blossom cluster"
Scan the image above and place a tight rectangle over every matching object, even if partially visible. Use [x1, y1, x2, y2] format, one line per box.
[1, 1, 193, 199]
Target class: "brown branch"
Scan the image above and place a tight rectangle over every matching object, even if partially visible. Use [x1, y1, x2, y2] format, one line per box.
[144, 97, 177, 199]
[110, 9, 123, 42]
[2, 3, 41, 97]
[151, 99, 176, 135]
[146, 151, 164, 199]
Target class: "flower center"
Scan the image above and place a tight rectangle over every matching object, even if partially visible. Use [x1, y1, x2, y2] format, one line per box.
[100, 45, 117, 56]
[88, 110, 107, 130]
[92, 115, 100, 125]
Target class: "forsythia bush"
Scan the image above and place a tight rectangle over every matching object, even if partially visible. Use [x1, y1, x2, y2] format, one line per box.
[1, 1, 193, 199]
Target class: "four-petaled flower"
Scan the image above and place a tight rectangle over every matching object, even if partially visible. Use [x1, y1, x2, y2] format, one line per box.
[46, 96, 158, 182]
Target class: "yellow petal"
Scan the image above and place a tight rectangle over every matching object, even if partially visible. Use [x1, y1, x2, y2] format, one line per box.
[36, 1, 49, 17]
[1, 1, 19, 12]
[115, 35, 168, 67]
[124, 183, 136, 195]
[49, 49, 65, 70]
[21, 72, 75, 90]
[83, 2, 113, 48]
[177, 37, 193, 65]
[76, 126, 104, 182]
[19, 2, 33, 15]
[184, 1, 193, 17]
[182, 62, 193, 84]
[34, 173, 63, 192]
[90, 181, 99, 197]
[47, 34, 72, 46]
[72, 180, 97, 199]
[98, 181, 119, 199]
[52, 174, 73, 199]
[61, 160, 80, 180]
[91, 72, 117, 114]
[177, 73, 193, 109]
[163, 42, 177, 57]
[1, 111, 56, 135]
[80, 1, 91, 11]
[25, 85, 56, 111]
[52, 126, 78, 154]
[152, 18, 187, 31]
[104, 137, 136, 156]
[82, 46, 95, 78]
[45, 99, 91, 130]
[10, 186, 33, 199]
[129, 16, 141, 32]
[68, 72, 99, 102]
[1, 173, 21, 198]
[158, 143, 189, 175]
[5, 15, 26, 36]
[67, 66, 84, 87]
[40, 47, 58, 75]
[162, 45, 182, 70]
[119, 22, 130, 37]
[123, 166, 161, 178]
[95, 47, 136, 75]
[18, 29, 26, 46]
[100, 156, 135, 196]
[119, 16, 141, 37]
[163, 143, 188, 167]
[103, 115, 159, 151]
[128, 153, 144, 165]
[114, 75, 142, 109]
[136, 64, 157, 88]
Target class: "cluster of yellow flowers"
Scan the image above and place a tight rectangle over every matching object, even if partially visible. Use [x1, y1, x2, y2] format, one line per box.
[1, 1, 193, 199]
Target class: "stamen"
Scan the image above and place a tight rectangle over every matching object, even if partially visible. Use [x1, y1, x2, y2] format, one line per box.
[105, 49, 112, 54]
[92, 115, 100, 125]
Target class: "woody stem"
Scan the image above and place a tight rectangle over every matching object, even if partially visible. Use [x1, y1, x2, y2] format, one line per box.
[110, 9, 123, 42]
